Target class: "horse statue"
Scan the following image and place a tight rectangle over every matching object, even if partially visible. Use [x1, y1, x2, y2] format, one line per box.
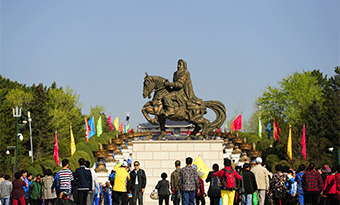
[142, 73, 226, 140]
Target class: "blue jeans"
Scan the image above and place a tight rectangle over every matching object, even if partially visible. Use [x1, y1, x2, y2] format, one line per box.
[182, 191, 195, 205]
[172, 191, 180, 205]
[1, 196, 10, 205]
[241, 194, 252, 205]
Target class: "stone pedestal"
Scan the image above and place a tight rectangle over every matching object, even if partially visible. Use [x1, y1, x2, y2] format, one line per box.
[133, 140, 224, 205]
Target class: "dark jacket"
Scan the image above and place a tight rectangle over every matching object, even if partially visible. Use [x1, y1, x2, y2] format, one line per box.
[206, 171, 221, 198]
[74, 166, 92, 191]
[12, 180, 26, 200]
[129, 169, 146, 191]
[156, 179, 170, 196]
[241, 170, 258, 194]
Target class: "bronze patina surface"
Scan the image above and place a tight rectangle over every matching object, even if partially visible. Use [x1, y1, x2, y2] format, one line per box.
[142, 59, 226, 140]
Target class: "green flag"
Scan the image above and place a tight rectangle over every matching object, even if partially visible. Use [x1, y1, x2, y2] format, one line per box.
[258, 118, 262, 138]
[225, 120, 228, 131]
[97, 116, 103, 137]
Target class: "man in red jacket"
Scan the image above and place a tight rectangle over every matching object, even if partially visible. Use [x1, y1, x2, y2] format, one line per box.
[213, 158, 242, 205]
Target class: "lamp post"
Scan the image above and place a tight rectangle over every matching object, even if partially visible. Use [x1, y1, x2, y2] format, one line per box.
[12, 106, 22, 172]
[28, 111, 33, 162]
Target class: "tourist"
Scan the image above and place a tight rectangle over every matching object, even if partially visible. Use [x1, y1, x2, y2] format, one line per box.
[250, 157, 271, 205]
[127, 153, 132, 167]
[302, 162, 323, 205]
[195, 172, 206, 205]
[30, 174, 43, 205]
[112, 161, 130, 205]
[321, 165, 332, 183]
[206, 163, 221, 205]
[170, 160, 181, 205]
[155, 172, 171, 205]
[85, 160, 100, 205]
[21, 170, 31, 205]
[103, 181, 113, 205]
[270, 164, 288, 205]
[321, 166, 337, 205]
[320, 164, 332, 204]
[286, 169, 298, 204]
[0, 175, 12, 205]
[74, 158, 92, 205]
[129, 161, 147, 205]
[295, 164, 306, 205]
[53, 159, 74, 197]
[213, 158, 242, 205]
[178, 157, 200, 205]
[42, 169, 57, 205]
[12, 172, 27, 205]
[335, 165, 340, 202]
[240, 163, 257, 205]
[93, 182, 103, 205]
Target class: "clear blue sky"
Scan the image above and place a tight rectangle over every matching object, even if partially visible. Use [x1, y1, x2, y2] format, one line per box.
[1, 1, 339, 129]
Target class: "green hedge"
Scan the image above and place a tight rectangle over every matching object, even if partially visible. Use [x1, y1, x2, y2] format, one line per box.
[76, 143, 95, 167]
[27, 166, 40, 178]
[41, 159, 57, 171]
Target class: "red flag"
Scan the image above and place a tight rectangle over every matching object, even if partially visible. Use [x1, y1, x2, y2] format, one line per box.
[107, 115, 114, 131]
[54, 131, 60, 166]
[85, 117, 90, 142]
[216, 127, 221, 132]
[302, 124, 306, 160]
[129, 129, 134, 133]
[230, 115, 242, 132]
[273, 118, 281, 142]
[119, 121, 124, 133]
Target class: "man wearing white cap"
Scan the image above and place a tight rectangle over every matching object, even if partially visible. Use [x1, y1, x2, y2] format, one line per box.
[112, 161, 131, 205]
[251, 157, 271, 205]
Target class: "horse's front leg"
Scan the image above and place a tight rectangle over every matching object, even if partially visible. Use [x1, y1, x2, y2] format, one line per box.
[141, 102, 159, 125]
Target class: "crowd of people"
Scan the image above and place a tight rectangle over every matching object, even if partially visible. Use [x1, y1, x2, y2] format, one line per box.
[1, 156, 340, 205]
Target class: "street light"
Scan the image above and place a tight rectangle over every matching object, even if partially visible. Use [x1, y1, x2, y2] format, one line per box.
[12, 106, 21, 172]
[28, 111, 33, 162]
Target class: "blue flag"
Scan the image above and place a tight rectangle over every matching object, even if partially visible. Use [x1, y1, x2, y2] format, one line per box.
[88, 116, 96, 139]
[267, 122, 271, 140]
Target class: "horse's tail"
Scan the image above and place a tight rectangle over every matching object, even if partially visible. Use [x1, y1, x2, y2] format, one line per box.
[204, 100, 227, 135]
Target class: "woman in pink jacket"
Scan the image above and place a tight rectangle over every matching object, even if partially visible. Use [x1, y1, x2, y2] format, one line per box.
[335, 165, 340, 202]
[321, 166, 337, 205]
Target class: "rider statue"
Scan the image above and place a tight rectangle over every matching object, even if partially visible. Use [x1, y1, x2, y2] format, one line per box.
[163, 59, 202, 117]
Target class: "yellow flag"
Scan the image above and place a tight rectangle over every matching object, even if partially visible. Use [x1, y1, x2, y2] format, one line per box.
[287, 125, 292, 160]
[70, 124, 76, 156]
[114, 116, 119, 131]
[193, 155, 211, 179]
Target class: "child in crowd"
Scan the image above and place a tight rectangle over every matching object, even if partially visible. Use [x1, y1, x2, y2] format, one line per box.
[195, 172, 206, 205]
[103, 181, 113, 205]
[155, 172, 170, 205]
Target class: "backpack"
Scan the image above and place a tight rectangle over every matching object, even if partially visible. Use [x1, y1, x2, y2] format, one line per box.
[220, 169, 236, 190]
[270, 173, 288, 199]
[109, 171, 116, 186]
[286, 178, 293, 192]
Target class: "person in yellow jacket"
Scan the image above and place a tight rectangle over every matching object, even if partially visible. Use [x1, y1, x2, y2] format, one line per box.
[113, 161, 130, 205]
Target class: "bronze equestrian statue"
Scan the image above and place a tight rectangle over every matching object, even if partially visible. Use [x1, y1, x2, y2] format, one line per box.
[142, 59, 226, 140]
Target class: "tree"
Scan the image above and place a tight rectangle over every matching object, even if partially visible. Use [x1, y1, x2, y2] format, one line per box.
[29, 83, 54, 159]
[257, 71, 324, 126]
[256, 69, 339, 167]
[47, 85, 84, 157]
